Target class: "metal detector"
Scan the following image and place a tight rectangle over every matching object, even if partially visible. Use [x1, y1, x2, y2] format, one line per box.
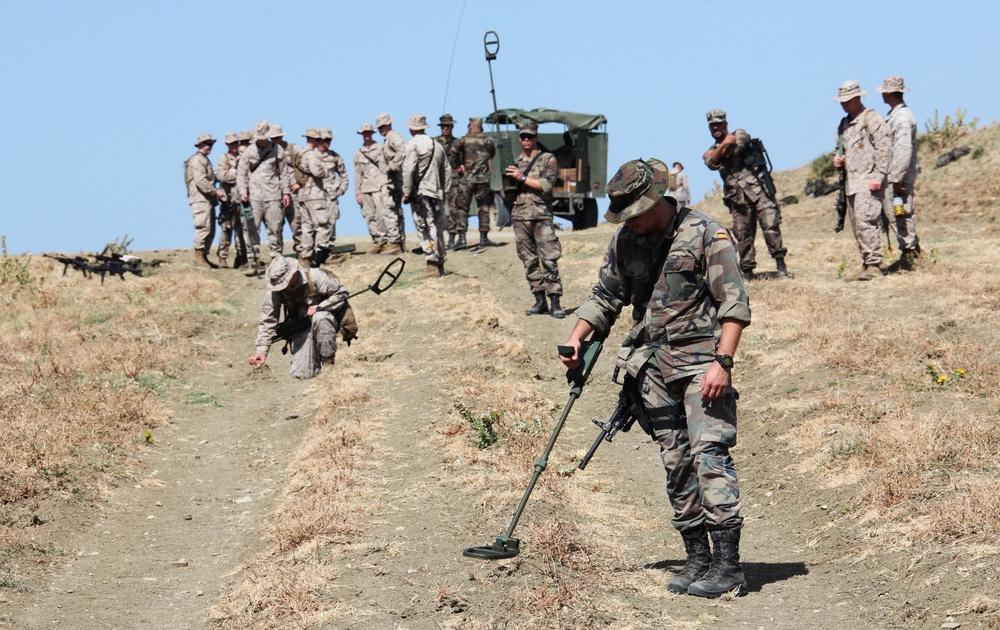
[463, 333, 605, 560]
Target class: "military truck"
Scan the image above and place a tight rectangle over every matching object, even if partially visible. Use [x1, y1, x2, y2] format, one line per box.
[484, 108, 608, 230]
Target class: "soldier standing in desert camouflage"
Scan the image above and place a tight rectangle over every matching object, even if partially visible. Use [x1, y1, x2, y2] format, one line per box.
[293, 129, 328, 267]
[377, 113, 408, 251]
[703, 110, 788, 280]
[561, 158, 751, 599]
[401, 114, 451, 276]
[878, 76, 922, 271]
[354, 123, 394, 254]
[237, 120, 292, 261]
[833, 80, 892, 281]
[268, 125, 303, 260]
[185, 133, 226, 268]
[505, 122, 564, 318]
[450, 117, 497, 250]
[669, 161, 691, 207]
[318, 127, 349, 249]
[435, 114, 461, 249]
[215, 132, 245, 268]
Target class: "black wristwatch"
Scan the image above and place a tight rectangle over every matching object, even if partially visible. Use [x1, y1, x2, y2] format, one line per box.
[714, 354, 734, 369]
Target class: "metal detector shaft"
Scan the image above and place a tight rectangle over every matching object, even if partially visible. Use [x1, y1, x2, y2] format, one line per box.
[483, 31, 503, 155]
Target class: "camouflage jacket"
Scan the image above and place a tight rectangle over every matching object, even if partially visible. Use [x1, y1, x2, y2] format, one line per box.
[353, 142, 388, 194]
[704, 129, 767, 206]
[216, 151, 239, 198]
[510, 151, 557, 220]
[381, 129, 406, 176]
[435, 135, 458, 171]
[402, 134, 451, 201]
[237, 141, 290, 202]
[836, 107, 890, 196]
[295, 145, 329, 202]
[575, 207, 751, 383]
[185, 152, 219, 205]
[450, 131, 495, 184]
[320, 149, 349, 198]
[255, 267, 349, 355]
[885, 103, 919, 186]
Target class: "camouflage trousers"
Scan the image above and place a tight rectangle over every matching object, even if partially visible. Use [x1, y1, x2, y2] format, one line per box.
[387, 174, 406, 244]
[513, 219, 562, 296]
[190, 201, 217, 252]
[727, 195, 786, 271]
[640, 367, 743, 532]
[284, 197, 302, 256]
[216, 202, 245, 260]
[286, 311, 339, 380]
[410, 195, 447, 264]
[884, 188, 920, 252]
[452, 181, 495, 234]
[300, 199, 334, 258]
[251, 197, 286, 260]
[847, 191, 885, 266]
[360, 189, 391, 244]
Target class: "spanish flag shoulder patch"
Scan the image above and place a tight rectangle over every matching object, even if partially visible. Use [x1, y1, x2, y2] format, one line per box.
[716, 231, 729, 240]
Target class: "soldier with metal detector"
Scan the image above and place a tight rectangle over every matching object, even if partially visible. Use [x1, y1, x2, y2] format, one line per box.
[560, 158, 752, 598]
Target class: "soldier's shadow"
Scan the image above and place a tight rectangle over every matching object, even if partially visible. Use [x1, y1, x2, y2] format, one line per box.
[643, 559, 808, 593]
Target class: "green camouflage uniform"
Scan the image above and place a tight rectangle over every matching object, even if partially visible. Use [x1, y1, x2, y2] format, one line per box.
[705, 129, 786, 272]
[435, 134, 460, 232]
[450, 131, 496, 234]
[575, 207, 751, 532]
[510, 151, 562, 295]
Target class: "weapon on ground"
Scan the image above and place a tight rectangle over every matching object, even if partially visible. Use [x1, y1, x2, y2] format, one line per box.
[578, 368, 650, 470]
[463, 331, 606, 560]
[44, 252, 143, 284]
[272, 256, 405, 346]
[314, 243, 357, 266]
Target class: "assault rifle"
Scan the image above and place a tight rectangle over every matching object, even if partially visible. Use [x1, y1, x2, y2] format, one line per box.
[578, 368, 650, 470]
[45, 252, 143, 283]
[746, 137, 777, 200]
[834, 130, 847, 232]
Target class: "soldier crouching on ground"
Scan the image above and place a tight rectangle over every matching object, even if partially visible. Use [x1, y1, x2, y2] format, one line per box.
[560, 159, 751, 598]
[249, 256, 351, 380]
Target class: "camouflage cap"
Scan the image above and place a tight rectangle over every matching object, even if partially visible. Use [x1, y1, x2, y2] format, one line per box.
[268, 124, 285, 139]
[224, 131, 239, 144]
[876, 76, 910, 94]
[238, 130, 252, 142]
[194, 133, 216, 147]
[253, 120, 271, 140]
[266, 256, 300, 292]
[604, 158, 670, 224]
[833, 80, 866, 102]
[518, 121, 539, 136]
[318, 127, 334, 140]
[706, 109, 727, 124]
[438, 114, 455, 126]
[303, 127, 320, 139]
[357, 122, 375, 134]
[469, 116, 483, 124]
[375, 112, 393, 127]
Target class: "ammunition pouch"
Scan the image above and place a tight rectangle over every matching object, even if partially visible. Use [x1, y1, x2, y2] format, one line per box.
[645, 402, 686, 433]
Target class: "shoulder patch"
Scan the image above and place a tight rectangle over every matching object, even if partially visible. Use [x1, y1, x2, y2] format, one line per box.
[716, 230, 729, 240]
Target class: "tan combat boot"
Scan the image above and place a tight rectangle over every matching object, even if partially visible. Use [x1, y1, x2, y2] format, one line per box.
[419, 261, 444, 278]
[380, 243, 402, 256]
[193, 250, 212, 268]
[370, 242, 383, 255]
[843, 265, 868, 282]
[857, 263, 883, 280]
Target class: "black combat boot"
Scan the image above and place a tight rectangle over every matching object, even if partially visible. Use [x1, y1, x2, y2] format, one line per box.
[525, 292, 548, 315]
[666, 526, 712, 594]
[447, 232, 456, 250]
[479, 232, 496, 247]
[687, 529, 747, 598]
[548, 294, 566, 319]
[775, 258, 789, 278]
[741, 268, 755, 282]
[455, 232, 468, 250]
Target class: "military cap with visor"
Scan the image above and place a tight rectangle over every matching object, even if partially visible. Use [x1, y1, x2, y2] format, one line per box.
[604, 158, 671, 224]
[518, 121, 539, 136]
[706, 109, 727, 124]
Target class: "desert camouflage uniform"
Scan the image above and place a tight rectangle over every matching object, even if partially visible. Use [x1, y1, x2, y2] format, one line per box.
[216, 150, 243, 261]
[837, 108, 890, 266]
[185, 152, 219, 252]
[450, 131, 496, 234]
[884, 103, 920, 251]
[255, 267, 350, 380]
[295, 145, 330, 259]
[283, 143, 303, 257]
[435, 133, 460, 233]
[320, 148, 349, 245]
[510, 151, 562, 296]
[402, 135, 452, 264]
[237, 141, 291, 259]
[670, 169, 691, 207]
[382, 129, 407, 244]
[575, 208, 751, 532]
[354, 141, 391, 246]
[704, 129, 786, 272]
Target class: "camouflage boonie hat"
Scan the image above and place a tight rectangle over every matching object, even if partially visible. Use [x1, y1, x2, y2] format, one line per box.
[238, 130, 252, 142]
[303, 127, 320, 139]
[268, 124, 285, 139]
[375, 112, 393, 127]
[357, 122, 375, 134]
[604, 158, 670, 224]
[438, 114, 455, 126]
[469, 116, 483, 124]
[706, 109, 727, 124]
[253, 120, 271, 140]
[224, 131, 238, 144]
[833, 80, 866, 102]
[518, 121, 539, 136]
[405, 114, 430, 130]
[194, 133, 216, 147]
[266, 256, 300, 292]
[318, 127, 334, 140]
[877, 76, 910, 94]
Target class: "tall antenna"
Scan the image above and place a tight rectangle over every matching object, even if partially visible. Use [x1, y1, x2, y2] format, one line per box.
[441, 0, 468, 113]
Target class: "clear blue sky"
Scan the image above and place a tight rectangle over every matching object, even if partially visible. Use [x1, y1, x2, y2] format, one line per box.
[3, 0, 998, 254]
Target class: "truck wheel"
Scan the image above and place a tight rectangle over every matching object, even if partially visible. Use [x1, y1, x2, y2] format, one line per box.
[573, 199, 599, 230]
